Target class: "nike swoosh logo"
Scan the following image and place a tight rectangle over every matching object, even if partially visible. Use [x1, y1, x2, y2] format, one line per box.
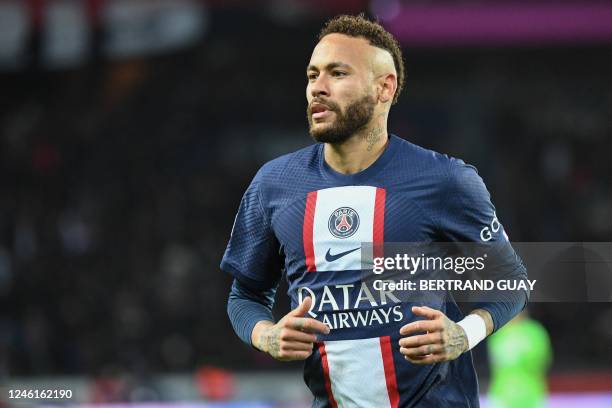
[325, 247, 360, 262]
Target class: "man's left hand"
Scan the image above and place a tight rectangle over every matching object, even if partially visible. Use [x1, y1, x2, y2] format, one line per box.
[399, 306, 468, 365]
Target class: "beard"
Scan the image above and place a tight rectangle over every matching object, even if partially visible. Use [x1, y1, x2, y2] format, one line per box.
[307, 94, 376, 144]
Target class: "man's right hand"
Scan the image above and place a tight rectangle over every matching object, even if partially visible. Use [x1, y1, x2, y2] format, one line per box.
[251, 297, 330, 361]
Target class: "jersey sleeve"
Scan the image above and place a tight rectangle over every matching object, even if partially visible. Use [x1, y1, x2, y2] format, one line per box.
[436, 159, 529, 331]
[220, 169, 283, 291]
[227, 278, 276, 346]
[437, 159, 507, 243]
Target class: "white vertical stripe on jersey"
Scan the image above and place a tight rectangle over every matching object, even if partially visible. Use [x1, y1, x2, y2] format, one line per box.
[323, 337, 392, 408]
[312, 186, 377, 272]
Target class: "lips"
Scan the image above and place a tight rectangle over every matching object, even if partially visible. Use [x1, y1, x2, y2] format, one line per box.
[311, 104, 328, 114]
[311, 102, 332, 120]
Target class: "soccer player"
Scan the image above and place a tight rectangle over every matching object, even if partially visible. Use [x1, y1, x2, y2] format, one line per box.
[488, 311, 552, 408]
[222, 14, 528, 407]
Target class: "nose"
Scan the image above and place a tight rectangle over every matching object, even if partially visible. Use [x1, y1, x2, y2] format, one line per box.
[309, 74, 330, 98]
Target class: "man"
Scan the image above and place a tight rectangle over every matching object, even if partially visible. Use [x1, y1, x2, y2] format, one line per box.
[222, 14, 528, 407]
[488, 311, 552, 408]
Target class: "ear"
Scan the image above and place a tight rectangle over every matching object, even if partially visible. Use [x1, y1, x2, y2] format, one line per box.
[377, 73, 397, 104]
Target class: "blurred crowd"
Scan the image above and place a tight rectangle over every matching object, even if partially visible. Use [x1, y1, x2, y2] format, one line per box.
[1, 10, 611, 377]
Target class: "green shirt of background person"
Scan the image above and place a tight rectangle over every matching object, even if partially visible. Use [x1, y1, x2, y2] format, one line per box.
[488, 310, 553, 408]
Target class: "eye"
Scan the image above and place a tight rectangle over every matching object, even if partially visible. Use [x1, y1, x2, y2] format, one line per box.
[307, 72, 318, 81]
[332, 70, 347, 77]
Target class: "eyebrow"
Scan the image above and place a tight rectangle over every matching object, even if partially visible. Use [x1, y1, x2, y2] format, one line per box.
[306, 62, 352, 72]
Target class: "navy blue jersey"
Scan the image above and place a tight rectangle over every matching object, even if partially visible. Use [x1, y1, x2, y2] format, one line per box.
[221, 135, 526, 408]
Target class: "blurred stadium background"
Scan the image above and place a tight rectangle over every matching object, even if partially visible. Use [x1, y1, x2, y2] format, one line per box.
[1, 0, 611, 407]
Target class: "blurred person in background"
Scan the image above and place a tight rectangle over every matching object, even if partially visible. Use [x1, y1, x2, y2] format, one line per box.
[488, 310, 552, 408]
[222, 14, 528, 407]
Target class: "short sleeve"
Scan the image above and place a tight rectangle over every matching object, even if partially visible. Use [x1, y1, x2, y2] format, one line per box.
[220, 171, 282, 291]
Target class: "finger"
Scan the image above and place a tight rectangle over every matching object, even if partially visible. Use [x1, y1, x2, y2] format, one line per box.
[288, 350, 313, 361]
[404, 353, 445, 365]
[399, 332, 441, 348]
[400, 344, 443, 358]
[289, 297, 313, 317]
[291, 317, 330, 335]
[279, 328, 317, 343]
[411, 306, 443, 319]
[282, 341, 316, 352]
[277, 349, 313, 361]
[400, 319, 442, 336]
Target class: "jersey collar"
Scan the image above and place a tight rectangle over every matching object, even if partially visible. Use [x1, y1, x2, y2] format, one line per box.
[319, 134, 400, 184]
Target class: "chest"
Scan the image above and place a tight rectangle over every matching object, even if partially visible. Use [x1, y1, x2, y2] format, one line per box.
[270, 185, 436, 276]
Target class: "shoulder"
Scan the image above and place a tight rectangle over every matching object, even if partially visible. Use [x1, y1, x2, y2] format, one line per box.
[257, 143, 318, 176]
[251, 142, 320, 194]
[255, 143, 319, 182]
[445, 157, 489, 201]
[392, 135, 476, 184]
[392, 136, 490, 204]
[394, 136, 451, 166]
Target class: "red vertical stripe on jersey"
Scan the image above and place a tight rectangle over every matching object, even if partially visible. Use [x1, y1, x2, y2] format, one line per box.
[318, 343, 338, 408]
[373, 187, 386, 259]
[380, 336, 400, 408]
[303, 191, 318, 272]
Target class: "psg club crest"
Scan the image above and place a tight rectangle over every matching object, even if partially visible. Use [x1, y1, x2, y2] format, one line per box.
[328, 207, 360, 239]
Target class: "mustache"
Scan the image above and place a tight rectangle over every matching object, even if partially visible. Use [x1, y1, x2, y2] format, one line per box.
[308, 98, 340, 114]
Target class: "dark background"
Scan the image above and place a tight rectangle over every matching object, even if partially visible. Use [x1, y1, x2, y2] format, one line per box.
[1, 0, 611, 381]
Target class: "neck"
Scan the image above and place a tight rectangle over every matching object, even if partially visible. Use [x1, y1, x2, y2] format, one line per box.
[324, 112, 389, 175]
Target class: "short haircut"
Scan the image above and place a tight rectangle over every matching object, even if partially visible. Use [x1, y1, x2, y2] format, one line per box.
[319, 14, 405, 105]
